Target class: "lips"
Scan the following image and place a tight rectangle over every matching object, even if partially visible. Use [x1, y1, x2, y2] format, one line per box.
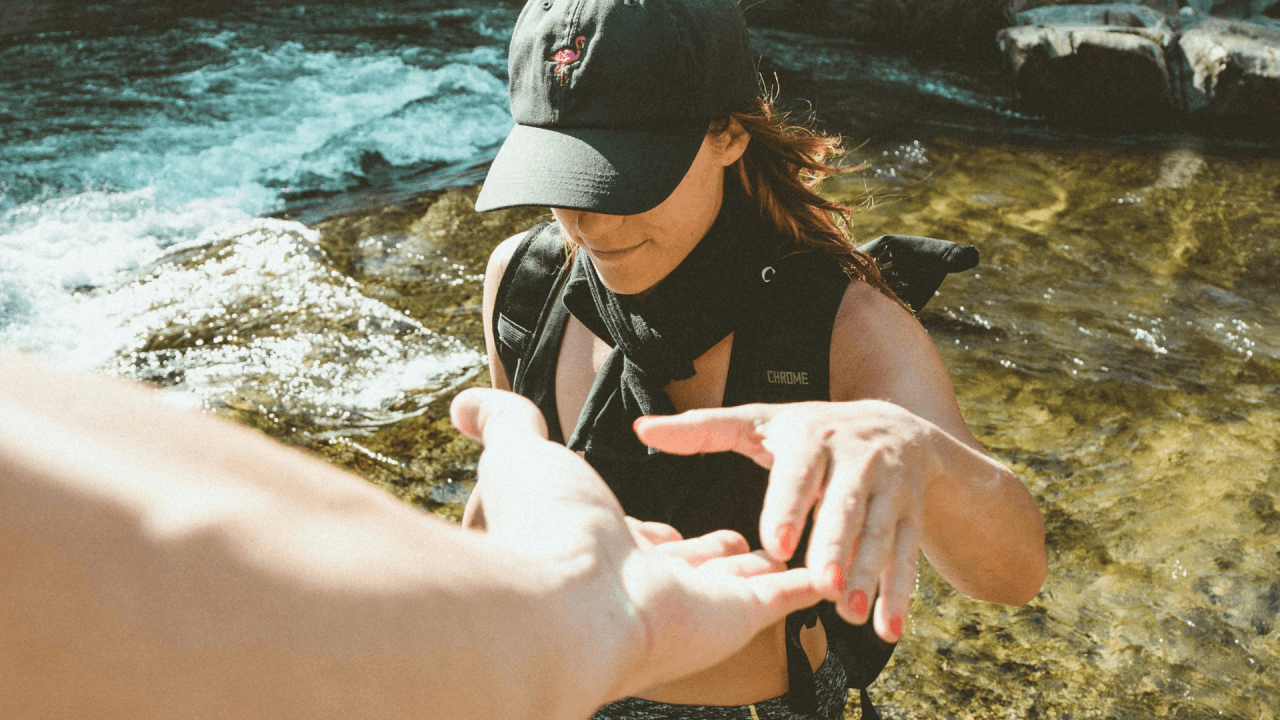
[583, 239, 647, 261]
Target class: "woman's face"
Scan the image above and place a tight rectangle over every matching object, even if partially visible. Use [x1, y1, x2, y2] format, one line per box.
[552, 124, 749, 296]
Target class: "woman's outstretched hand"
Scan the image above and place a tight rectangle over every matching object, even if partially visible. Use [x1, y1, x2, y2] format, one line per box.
[450, 388, 827, 701]
[634, 400, 966, 643]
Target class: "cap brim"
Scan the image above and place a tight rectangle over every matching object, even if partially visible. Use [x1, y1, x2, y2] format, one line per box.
[474, 122, 707, 215]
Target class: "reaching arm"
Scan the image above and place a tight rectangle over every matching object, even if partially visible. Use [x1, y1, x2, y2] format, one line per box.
[0, 355, 823, 720]
[463, 232, 525, 530]
[634, 281, 1046, 642]
[824, 282, 1046, 608]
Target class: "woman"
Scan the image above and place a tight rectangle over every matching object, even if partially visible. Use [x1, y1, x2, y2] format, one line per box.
[466, 0, 1047, 717]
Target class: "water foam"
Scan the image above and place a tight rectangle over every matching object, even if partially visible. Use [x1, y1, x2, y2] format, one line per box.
[0, 188, 259, 367]
[3, 28, 509, 392]
[89, 218, 481, 427]
[6, 42, 511, 213]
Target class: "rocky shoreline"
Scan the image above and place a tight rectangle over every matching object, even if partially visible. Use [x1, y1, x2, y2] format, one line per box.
[1001, 4, 1279, 131]
[744, 0, 1279, 134]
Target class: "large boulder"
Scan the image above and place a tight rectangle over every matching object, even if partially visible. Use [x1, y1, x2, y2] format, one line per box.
[998, 5, 1179, 124]
[998, 3, 1280, 132]
[1177, 17, 1280, 125]
[1012, 2, 1174, 27]
[1013, 0, 1280, 24]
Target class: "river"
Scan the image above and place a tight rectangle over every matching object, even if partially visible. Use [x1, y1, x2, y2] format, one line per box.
[2, 1, 1276, 717]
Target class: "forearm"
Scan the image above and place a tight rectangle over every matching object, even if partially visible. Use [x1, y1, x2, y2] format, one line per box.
[0, 431, 629, 720]
[920, 429, 1047, 605]
[0, 358, 629, 720]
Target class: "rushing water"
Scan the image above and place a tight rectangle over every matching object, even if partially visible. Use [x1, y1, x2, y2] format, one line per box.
[2, 2, 1276, 717]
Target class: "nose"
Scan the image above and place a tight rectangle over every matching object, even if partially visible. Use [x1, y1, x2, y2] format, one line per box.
[558, 209, 624, 241]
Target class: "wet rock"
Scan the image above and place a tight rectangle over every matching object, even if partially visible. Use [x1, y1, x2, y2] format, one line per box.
[999, 7, 1179, 124]
[1177, 17, 1280, 125]
[1014, 2, 1175, 29]
[998, 3, 1280, 133]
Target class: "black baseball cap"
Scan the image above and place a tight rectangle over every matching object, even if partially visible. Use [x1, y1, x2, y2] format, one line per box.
[474, 0, 760, 215]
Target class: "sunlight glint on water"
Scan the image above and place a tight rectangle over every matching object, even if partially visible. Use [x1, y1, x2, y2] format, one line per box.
[829, 137, 1278, 720]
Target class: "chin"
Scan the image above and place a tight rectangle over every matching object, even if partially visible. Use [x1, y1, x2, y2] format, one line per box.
[599, 276, 651, 297]
[585, 264, 644, 296]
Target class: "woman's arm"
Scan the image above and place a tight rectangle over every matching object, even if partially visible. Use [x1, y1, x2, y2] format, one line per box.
[463, 232, 526, 530]
[634, 282, 1046, 642]
[825, 282, 1046, 608]
[0, 355, 821, 720]
[481, 232, 524, 394]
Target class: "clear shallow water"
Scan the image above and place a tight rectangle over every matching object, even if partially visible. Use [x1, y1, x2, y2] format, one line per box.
[828, 137, 1279, 718]
[3, 2, 1277, 718]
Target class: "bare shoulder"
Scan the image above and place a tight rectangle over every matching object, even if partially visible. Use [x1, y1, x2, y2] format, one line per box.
[830, 280, 935, 379]
[482, 232, 538, 393]
[830, 280, 977, 443]
[486, 232, 530, 284]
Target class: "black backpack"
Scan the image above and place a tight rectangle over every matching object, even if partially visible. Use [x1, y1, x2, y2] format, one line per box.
[492, 223, 978, 718]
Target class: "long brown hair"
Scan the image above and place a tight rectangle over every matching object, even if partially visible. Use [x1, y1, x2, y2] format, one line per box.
[711, 98, 910, 311]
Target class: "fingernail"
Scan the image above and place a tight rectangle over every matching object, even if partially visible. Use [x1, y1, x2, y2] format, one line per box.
[889, 615, 904, 639]
[848, 590, 869, 618]
[823, 562, 844, 594]
[632, 416, 652, 432]
[776, 525, 796, 558]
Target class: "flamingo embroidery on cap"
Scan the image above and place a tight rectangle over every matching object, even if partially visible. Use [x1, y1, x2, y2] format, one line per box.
[549, 36, 586, 86]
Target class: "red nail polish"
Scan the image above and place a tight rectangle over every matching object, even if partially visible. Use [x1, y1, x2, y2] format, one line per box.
[824, 562, 844, 594]
[848, 590, 869, 618]
[889, 615, 904, 638]
[776, 525, 796, 558]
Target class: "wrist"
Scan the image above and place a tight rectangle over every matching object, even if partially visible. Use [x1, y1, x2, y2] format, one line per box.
[541, 539, 649, 715]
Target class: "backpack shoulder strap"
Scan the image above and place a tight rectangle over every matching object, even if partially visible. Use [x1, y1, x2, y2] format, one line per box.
[492, 222, 568, 388]
[747, 253, 902, 697]
[742, 233, 979, 403]
[742, 238, 978, 705]
[732, 251, 846, 405]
